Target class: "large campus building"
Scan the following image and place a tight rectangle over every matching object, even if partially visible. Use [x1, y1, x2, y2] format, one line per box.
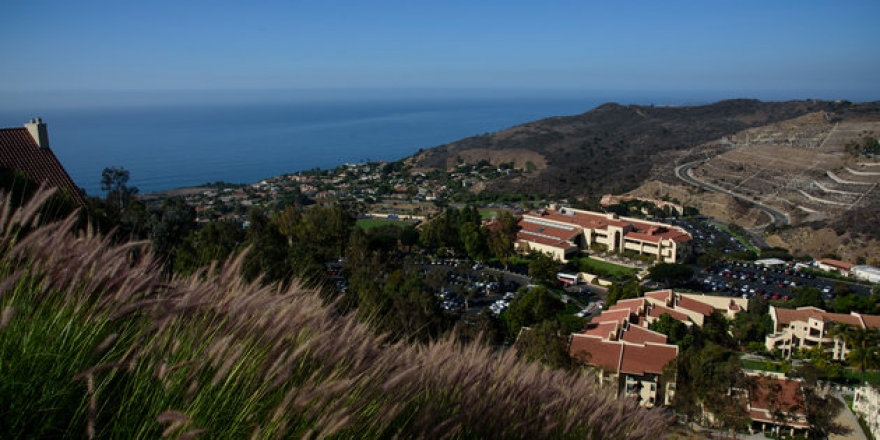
[515, 206, 692, 263]
[764, 306, 880, 360]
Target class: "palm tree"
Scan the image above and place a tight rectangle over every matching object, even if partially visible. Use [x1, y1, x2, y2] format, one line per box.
[830, 323, 880, 382]
[846, 328, 880, 382]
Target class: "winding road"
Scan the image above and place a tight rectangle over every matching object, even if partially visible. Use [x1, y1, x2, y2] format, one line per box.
[675, 160, 791, 228]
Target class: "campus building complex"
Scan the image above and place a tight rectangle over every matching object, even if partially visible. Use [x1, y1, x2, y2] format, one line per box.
[764, 306, 880, 360]
[568, 290, 746, 407]
[515, 206, 692, 263]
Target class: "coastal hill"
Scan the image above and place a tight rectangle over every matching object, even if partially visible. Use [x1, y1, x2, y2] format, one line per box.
[407, 98, 880, 260]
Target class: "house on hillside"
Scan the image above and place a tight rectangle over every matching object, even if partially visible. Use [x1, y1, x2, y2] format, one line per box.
[515, 206, 692, 263]
[764, 305, 880, 360]
[0, 118, 85, 206]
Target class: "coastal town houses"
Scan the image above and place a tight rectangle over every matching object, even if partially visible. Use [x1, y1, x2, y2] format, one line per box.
[764, 305, 880, 360]
[514, 205, 692, 263]
[854, 384, 880, 440]
[568, 290, 746, 407]
[0, 118, 85, 206]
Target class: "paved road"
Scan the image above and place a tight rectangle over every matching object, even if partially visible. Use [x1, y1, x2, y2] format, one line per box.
[675, 160, 791, 227]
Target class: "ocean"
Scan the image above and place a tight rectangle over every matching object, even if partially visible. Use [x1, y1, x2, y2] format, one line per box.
[0, 92, 687, 195]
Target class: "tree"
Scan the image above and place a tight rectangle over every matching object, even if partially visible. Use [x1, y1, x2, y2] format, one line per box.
[528, 251, 560, 286]
[800, 385, 848, 438]
[842, 327, 880, 382]
[649, 313, 691, 348]
[149, 197, 196, 273]
[488, 211, 518, 270]
[101, 166, 138, 216]
[788, 286, 824, 309]
[502, 286, 564, 338]
[460, 222, 489, 262]
[604, 280, 642, 308]
[241, 208, 290, 285]
[647, 263, 694, 288]
[514, 320, 572, 369]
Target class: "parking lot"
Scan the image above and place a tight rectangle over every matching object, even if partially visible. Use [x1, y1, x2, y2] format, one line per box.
[688, 260, 872, 301]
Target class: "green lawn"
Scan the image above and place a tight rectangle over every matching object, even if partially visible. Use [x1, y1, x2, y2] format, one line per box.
[479, 209, 498, 220]
[356, 218, 411, 231]
[572, 257, 637, 279]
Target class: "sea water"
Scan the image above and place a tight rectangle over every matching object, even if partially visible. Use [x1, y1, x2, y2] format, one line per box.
[0, 92, 683, 195]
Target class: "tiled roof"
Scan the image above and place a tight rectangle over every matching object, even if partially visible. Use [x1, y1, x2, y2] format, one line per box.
[569, 334, 623, 372]
[592, 308, 632, 325]
[620, 325, 668, 345]
[748, 375, 807, 427]
[0, 126, 85, 206]
[515, 233, 577, 250]
[675, 296, 715, 317]
[648, 305, 691, 323]
[581, 321, 620, 340]
[525, 208, 692, 243]
[609, 298, 645, 315]
[819, 258, 854, 271]
[619, 342, 677, 375]
[773, 306, 870, 329]
[644, 289, 673, 303]
[861, 314, 880, 329]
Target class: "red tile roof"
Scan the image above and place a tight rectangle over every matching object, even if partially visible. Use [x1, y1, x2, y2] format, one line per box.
[861, 314, 880, 329]
[592, 308, 632, 325]
[524, 208, 692, 243]
[748, 375, 807, 428]
[819, 258, 854, 271]
[609, 298, 645, 315]
[675, 296, 715, 317]
[0, 125, 85, 206]
[644, 290, 673, 303]
[620, 325, 668, 345]
[619, 342, 677, 375]
[580, 321, 620, 340]
[569, 334, 623, 372]
[648, 305, 691, 323]
[773, 306, 869, 329]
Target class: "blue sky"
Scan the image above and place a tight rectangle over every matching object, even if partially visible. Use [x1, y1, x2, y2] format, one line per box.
[2, 0, 878, 103]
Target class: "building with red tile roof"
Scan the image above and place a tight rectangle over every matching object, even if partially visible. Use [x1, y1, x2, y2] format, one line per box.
[0, 119, 85, 206]
[765, 306, 880, 360]
[516, 205, 692, 263]
[746, 374, 808, 437]
[569, 330, 677, 408]
[816, 258, 855, 276]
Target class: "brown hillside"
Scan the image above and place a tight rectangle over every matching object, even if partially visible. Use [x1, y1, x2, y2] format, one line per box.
[409, 99, 850, 197]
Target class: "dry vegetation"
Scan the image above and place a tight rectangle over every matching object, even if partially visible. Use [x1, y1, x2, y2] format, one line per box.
[0, 188, 675, 438]
[631, 104, 880, 261]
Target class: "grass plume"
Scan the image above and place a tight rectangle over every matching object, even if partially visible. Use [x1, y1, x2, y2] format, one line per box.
[0, 188, 675, 438]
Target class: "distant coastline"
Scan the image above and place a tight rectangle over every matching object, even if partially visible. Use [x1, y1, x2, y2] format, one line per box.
[1, 94, 611, 195]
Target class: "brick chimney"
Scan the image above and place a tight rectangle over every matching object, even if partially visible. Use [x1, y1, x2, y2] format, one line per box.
[24, 118, 50, 149]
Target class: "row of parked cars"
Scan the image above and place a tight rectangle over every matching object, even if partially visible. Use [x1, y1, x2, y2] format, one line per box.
[696, 260, 842, 300]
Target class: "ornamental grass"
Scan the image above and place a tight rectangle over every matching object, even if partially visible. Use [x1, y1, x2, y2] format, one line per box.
[0, 187, 675, 439]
